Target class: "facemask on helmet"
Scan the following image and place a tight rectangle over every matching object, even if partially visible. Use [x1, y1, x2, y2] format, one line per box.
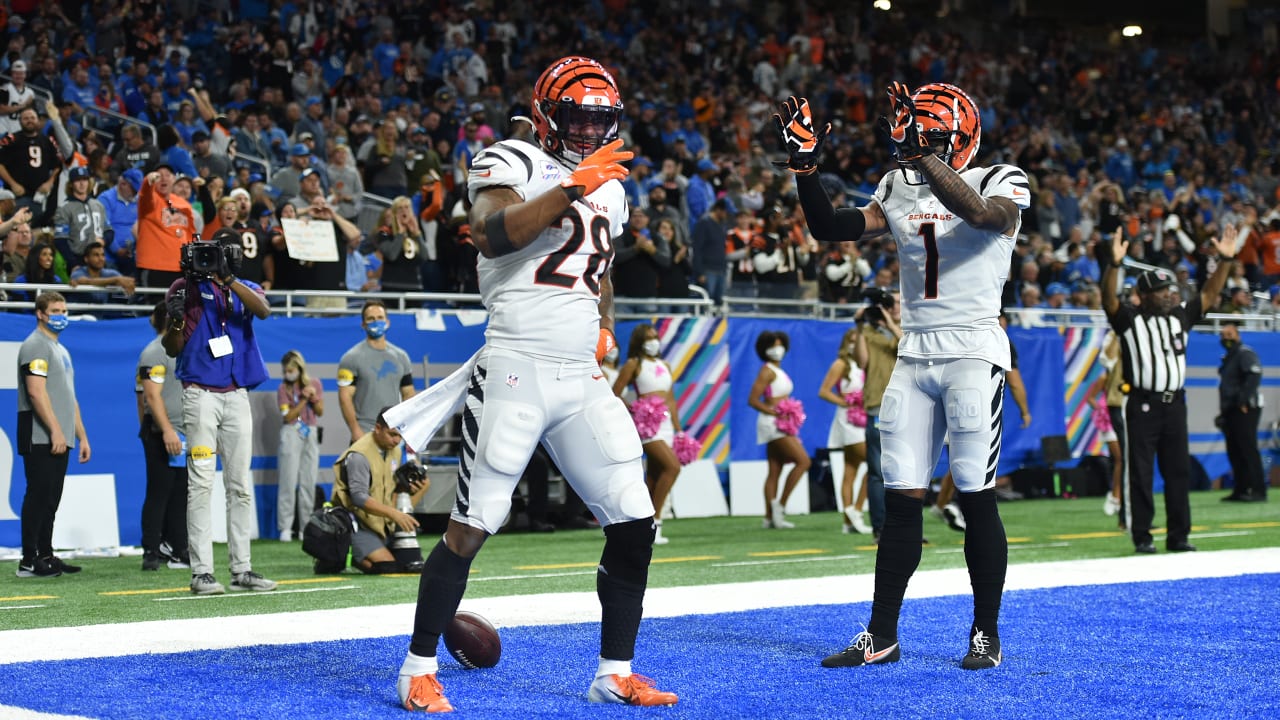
[532, 56, 623, 166]
[898, 83, 982, 185]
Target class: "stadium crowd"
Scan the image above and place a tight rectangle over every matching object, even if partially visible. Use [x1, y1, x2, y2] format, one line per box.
[0, 0, 1278, 319]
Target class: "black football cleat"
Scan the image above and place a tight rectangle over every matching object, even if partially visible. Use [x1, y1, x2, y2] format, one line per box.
[1168, 542, 1198, 553]
[1135, 542, 1157, 555]
[821, 631, 901, 667]
[961, 627, 1002, 670]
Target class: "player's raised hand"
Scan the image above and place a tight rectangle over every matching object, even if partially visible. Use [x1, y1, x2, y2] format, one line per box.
[1109, 225, 1129, 266]
[772, 96, 829, 175]
[878, 81, 932, 163]
[561, 139, 633, 201]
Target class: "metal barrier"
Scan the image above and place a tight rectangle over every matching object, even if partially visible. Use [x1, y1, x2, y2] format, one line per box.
[78, 104, 157, 147]
[0, 282, 1274, 328]
[356, 192, 394, 239]
[235, 152, 273, 180]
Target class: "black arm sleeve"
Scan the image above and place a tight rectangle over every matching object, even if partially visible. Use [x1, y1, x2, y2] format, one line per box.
[795, 172, 865, 243]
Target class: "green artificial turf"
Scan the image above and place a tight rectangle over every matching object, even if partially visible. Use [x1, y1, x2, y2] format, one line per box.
[2, 492, 1275, 632]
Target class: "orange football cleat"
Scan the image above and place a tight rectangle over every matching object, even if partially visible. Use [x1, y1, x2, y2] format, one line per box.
[588, 673, 679, 706]
[400, 673, 453, 713]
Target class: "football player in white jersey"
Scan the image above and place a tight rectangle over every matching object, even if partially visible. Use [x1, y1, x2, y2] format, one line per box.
[776, 82, 1030, 671]
[397, 56, 678, 712]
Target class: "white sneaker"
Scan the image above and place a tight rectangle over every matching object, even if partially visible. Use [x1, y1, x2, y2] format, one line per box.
[769, 499, 796, 529]
[653, 522, 669, 545]
[848, 508, 873, 535]
[1103, 494, 1121, 516]
[941, 502, 966, 532]
[279, 530, 293, 542]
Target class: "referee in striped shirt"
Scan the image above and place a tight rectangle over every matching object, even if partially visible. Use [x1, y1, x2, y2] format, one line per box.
[1099, 225, 1238, 554]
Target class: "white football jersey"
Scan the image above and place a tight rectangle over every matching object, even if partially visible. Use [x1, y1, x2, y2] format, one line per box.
[468, 140, 628, 360]
[871, 165, 1031, 370]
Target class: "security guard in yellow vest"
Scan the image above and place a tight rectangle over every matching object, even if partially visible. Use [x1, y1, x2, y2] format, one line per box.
[333, 410, 429, 573]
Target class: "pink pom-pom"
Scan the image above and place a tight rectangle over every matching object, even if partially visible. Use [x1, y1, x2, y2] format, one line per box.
[1093, 396, 1114, 434]
[673, 431, 701, 465]
[630, 395, 668, 440]
[774, 398, 806, 436]
[845, 390, 866, 427]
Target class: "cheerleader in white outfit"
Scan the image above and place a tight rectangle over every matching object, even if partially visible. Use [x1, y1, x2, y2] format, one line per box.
[747, 330, 811, 529]
[819, 327, 872, 534]
[612, 323, 682, 544]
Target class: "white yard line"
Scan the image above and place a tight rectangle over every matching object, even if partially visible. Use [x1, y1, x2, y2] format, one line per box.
[1, 548, 1277, 666]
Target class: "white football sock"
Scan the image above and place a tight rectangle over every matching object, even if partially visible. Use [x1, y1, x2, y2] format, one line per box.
[596, 657, 631, 679]
[401, 651, 438, 676]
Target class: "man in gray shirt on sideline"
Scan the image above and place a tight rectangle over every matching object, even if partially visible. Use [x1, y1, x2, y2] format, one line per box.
[16, 291, 90, 578]
[337, 299, 416, 442]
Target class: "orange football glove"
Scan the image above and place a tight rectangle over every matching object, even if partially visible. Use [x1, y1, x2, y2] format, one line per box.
[562, 139, 633, 201]
[771, 96, 830, 175]
[595, 327, 617, 364]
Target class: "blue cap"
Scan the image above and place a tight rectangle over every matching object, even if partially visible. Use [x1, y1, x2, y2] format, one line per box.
[68, 166, 91, 181]
[122, 168, 143, 191]
[696, 157, 716, 173]
[641, 102, 657, 112]
[306, 96, 323, 107]
[632, 156, 653, 169]
[1270, 284, 1280, 299]
[248, 172, 265, 184]
[290, 143, 309, 157]
[1045, 282, 1069, 296]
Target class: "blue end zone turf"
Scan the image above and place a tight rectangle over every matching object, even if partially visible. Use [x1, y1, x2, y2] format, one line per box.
[2, 575, 1278, 718]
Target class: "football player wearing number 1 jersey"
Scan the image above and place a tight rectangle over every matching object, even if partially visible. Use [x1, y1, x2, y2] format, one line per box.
[775, 83, 1031, 671]
[397, 56, 677, 713]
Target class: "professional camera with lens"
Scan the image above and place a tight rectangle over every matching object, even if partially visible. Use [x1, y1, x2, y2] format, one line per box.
[860, 287, 895, 325]
[180, 231, 243, 280]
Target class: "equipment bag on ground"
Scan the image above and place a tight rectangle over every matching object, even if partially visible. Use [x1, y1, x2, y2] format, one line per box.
[302, 503, 355, 574]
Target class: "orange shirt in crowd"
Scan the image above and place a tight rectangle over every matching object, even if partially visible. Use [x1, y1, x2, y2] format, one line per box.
[135, 175, 196, 272]
[1256, 230, 1280, 277]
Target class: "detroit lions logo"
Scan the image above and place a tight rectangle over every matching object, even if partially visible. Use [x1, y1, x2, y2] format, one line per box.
[375, 360, 398, 380]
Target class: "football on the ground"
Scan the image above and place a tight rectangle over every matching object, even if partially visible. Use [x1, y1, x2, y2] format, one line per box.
[443, 611, 501, 669]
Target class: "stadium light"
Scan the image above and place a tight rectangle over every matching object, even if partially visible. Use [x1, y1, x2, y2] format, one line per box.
[1122, 25, 1143, 37]
[873, 0, 891, 10]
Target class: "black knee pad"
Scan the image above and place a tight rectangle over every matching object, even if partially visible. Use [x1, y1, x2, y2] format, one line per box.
[600, 518, 654, 587]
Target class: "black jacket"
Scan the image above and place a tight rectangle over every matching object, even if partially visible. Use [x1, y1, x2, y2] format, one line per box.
[1218, 342, 1263, 410]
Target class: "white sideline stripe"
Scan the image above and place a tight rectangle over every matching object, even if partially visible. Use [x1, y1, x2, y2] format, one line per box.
[1, 548, 1278, 666]
[153, 586, 360, 602]
[0, 706, 92, 720]
[0, 604, 47, 611]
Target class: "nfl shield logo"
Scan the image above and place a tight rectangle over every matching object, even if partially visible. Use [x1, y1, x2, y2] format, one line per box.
[506, 373, 519, 388]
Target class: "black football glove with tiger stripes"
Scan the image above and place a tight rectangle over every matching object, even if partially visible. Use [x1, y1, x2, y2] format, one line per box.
[772, 96, 830, 175]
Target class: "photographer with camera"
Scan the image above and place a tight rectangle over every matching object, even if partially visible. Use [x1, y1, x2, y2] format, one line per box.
[162, 228, 277, 596]
[853, 287, 902, 542]
[332, 408, 429, 574]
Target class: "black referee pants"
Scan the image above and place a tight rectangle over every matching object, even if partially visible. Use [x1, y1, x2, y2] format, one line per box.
[1223, 407, 1266, 498]
[1123, 391, 1192, 549]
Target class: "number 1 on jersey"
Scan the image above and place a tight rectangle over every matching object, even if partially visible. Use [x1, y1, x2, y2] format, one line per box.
[919, 222, 938, 299]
